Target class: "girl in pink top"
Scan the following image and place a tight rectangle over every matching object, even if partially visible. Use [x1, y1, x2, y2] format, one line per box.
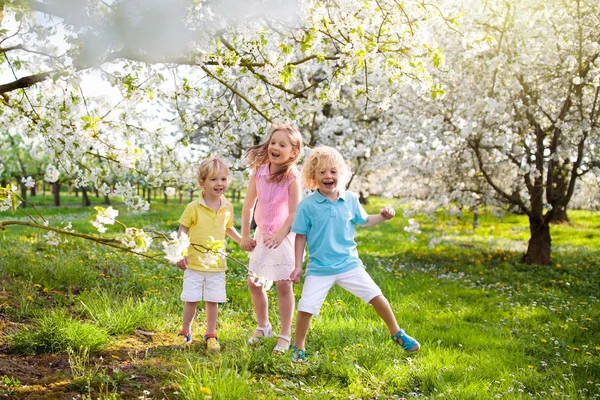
[241, 124, 303, 353]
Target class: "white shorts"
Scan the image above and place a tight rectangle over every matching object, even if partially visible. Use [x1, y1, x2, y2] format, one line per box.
[297, 267, 383, 316]
[180, 269, 226, 303]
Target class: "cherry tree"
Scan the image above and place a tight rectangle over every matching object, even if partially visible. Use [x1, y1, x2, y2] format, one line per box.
[391, 0, 600, 265]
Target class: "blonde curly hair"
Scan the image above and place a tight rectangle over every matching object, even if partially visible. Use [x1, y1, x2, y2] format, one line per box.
[300, 146, 351, 191]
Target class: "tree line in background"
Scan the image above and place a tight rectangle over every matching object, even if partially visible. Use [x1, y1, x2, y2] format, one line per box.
[1, 0, 599, 265]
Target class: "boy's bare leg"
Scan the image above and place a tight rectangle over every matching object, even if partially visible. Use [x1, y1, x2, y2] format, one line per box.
[181, 301, 198, 333]
[369, 295, 400, 335]
[292, 311, 313, 350]
[205, 301, 218, 335]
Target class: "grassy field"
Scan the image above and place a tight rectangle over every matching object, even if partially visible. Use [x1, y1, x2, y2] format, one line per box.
[1, 193, 599, 399]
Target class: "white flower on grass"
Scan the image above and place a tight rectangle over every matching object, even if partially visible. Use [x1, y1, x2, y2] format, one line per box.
[44, 230, 60, 246]
[428, 237, 442, 248]
[21, 176, 36, 188]
[162, 231, 190, 264]
[404, 219, 422, 235]
[44, 164, 60, 183]
[164, 187, 176, 196]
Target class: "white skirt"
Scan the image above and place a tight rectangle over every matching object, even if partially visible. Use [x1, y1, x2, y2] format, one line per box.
[248, 227, 295, 282]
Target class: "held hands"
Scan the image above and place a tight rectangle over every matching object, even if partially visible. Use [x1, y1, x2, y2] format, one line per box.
[380, 206, 396, 220]
[290, 265, 303, 284]
[240, 235, 257, 251]
[263, 232, 286, 249]
[176, 256, 188, 271]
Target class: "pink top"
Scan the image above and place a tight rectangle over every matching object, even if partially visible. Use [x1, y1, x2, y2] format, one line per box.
[254, 164, 296, 235]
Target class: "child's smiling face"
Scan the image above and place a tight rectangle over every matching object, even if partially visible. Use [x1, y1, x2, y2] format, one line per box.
[201, 169, 229, 200]
[315, 166, 339, 197]
[268, 129, 297, 167]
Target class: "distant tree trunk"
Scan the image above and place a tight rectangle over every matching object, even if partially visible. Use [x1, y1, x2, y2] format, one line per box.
[30, 183, 37, 197]
[472, 211, 480, 229]
[19, 178, 27, 208]
[95, 188, 100, 197]
[43, 181, 46, 196]
[164, 187, 168, 204]
[523, 214, 551, 265]
[104, 195, 111, 205]
[74, 187, 79, 197]
[189, 190, 194, 202]
[147, 186, 151, 204]
[67, 182, 72, 195]
[548, 206, 570, 224]
[179, 187, 183, 204]
[81, 187, 92, 207]
[52, 182, 61, 206]
[358, 191, 369, 205]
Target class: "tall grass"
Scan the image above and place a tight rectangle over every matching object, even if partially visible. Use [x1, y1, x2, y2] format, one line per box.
[9, 310, 108, 354]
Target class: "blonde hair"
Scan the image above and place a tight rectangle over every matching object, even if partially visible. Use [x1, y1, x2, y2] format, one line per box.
[300, 146, 351, 191]
[244, 123, 303, 183]
[197, 157, 230, 189]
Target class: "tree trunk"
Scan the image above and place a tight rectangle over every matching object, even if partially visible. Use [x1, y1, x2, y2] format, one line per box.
[359, 191, 369, 205]
[52, 182, 61, 206]
[179, 187, 183, 204]
[472, 210, 480, 229]
[163, 186, 168, 204]
[74, 187, 79, 197]
[189, 190, 194, 203]
[81, 187, 91, 207]
[104, 195, 111, 205]
[19, 179, 27, 208]
[147, 186, 151, 204]
[548, 206, 570, 224]
[30, 184, 37, 197]
[523, 215, 551, 265]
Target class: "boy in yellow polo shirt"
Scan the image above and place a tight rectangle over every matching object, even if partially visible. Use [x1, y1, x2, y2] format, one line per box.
[176, 157, 241, 352]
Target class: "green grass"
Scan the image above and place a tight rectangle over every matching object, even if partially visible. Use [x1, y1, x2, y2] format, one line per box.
[1, 194, 599, 399]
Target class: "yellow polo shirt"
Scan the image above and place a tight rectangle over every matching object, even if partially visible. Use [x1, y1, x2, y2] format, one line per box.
[179, 195, 234, 272]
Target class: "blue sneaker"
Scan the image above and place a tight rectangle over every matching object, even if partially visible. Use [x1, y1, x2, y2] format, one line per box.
[392, 329, 420, 353]
[178, 331, 192, 346]
[290, 345, 305, 361]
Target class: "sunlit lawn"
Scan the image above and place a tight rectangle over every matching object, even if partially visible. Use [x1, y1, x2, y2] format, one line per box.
[1, 193, 599, 399]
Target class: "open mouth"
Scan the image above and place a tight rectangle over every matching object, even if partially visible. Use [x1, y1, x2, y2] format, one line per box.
[270, 151, 280, 158]
[322, 180, 335, 188]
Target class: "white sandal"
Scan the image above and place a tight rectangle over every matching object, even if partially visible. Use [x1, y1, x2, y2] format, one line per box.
[273, 334, 291, 353]
[248, 323, 275, 344]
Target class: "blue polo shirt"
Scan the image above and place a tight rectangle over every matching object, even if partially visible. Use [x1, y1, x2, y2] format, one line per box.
[291, 189, 369, 276]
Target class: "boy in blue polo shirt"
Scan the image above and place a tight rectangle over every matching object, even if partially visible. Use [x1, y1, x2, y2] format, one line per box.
[289, 146, 420, 361]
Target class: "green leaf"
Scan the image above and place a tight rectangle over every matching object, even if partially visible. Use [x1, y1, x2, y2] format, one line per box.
[433, 50, 443, 68]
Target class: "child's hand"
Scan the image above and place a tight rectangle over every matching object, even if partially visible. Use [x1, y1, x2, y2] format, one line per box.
[241, 236, 256, 251]
[380, 206, 396, 220]
[263, 232, 286, 249]
[176, 256, 188, 271]
[290, 266, 303, 284]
